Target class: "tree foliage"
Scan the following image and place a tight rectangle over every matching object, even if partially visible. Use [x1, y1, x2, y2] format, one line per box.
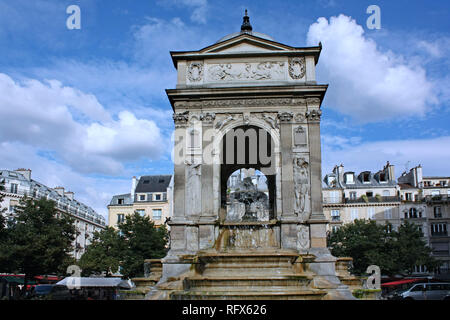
[0, 197, 76, 282]
[79, 212, 168, 278]
[328, 219, 440, 276]
[78, 227, 123, 276]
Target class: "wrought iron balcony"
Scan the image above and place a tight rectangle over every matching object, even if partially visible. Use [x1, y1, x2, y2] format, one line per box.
[344, 196, 401, 204]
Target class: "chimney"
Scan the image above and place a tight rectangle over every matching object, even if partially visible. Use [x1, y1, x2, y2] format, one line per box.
[64, 191, 74, 200]
[15, 168, 32, 181]
[131, 176, 137, 201]
[54, 187, 65, 196]
[384, 161, 395, 182]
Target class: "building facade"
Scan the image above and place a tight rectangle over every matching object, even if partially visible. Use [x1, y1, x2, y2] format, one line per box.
[0, 169, 106, 260]
[323, 162, 450, 279]
[107, 175, 173, 229]
[398, 165, 450, 277]
[323, 162, 401, 233]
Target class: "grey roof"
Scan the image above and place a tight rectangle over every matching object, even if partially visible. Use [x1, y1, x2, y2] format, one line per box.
[56, 277, 134, 288]
[323, 169, 397, 189]
[135, 175, 172, 193]
[110, 193, 132, 206]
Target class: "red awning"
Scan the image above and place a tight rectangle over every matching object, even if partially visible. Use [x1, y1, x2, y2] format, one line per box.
[381, 279, 421, 287]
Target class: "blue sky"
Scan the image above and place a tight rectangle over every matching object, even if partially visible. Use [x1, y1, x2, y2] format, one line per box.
[0, 0, 449, 218]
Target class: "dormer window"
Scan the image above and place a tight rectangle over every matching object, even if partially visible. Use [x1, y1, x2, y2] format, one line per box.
[327, 176, 336, 187]
[118, 198, 124, 205]
[345, 173, 354, 184]
[362, 172, 370, 183]
[379, 172, 387, 183]
[139, 194, 146, 201]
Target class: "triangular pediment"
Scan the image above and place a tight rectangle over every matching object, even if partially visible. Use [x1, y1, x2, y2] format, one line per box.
[199, 34, 295, 54]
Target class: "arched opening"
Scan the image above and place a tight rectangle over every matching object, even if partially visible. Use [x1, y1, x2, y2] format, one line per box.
[219, 125, 276, 221]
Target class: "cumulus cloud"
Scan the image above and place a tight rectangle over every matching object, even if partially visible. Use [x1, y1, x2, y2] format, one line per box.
[307, 15, 438, 122]
[0, 141, 131, 218]
[322, 135, 450, 177]
[0, 73, 166, 175]
[159, 0, 209, 24]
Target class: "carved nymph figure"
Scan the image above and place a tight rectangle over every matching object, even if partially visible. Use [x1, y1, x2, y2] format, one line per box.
[293, 156, 309, 216]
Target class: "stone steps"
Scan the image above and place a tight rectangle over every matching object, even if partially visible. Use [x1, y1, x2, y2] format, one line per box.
[184, 275, 313, 291]
[170, 250, 329, 300]
[170, 289, 327, 300]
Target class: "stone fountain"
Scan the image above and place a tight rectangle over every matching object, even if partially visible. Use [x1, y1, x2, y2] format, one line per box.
[147, 12, 357, 300]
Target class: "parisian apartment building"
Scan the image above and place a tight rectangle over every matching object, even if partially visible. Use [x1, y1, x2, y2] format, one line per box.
[0, 169, 106, 260]
[322, 162, 450, 279]
[107, 175, 173, 229]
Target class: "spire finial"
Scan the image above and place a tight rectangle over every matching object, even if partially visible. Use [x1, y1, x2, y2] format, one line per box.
[241, 9, 252, 33]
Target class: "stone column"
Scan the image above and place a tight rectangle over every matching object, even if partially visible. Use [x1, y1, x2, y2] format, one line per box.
[278, 111, 295, 218]
[306, 103, 327, 248]
[169, 111, 189, 252]
[198, 112, 216, 249]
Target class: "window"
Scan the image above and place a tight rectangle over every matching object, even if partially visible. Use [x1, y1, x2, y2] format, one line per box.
[329, 191, 339, 204]
[143, 180, 150, 184]
[410, 284, 424, 292]
[332, 225, 340, 233]
[117, 198, 124, 205]
[351, 208, 358, 220]
[136, 209, 145, 217]
[331, 210, 340, 221]
[379, 173, 387, 182]
[368, 207, 375, 220]
[349, 192, 357, 200]
[345, 173, 354, 184]
[366, 191, 373, 197]
[139, 194, 146, 201]
[155, 194, 161, 201]
[362, 172, 370, 183]
[408, 208, 418, 219]
[117, 214, 125, 224]
[405, 193, 412, 201]
[432, 242, 449, 255]
[434, 206, 442, 218]
[431, 190, 440, 196]
[152, 209, 162, 220]
[327, 176, 336, 187]
[384, 208, 392, 219]
[10, 183, 18, 194]
[431, 223, 447, 236]
[383, 190, 390, 196]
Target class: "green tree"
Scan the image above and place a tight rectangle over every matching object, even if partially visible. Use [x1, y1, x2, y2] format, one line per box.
[78, 227, 123, 276]
[79, 212, 169, 279]
[0, 197, 76, 289]
[328, 219, 395, 275]
[394, 221, 440, 274]
[328, 219, 439, 276]
[118, 212, 168, 278]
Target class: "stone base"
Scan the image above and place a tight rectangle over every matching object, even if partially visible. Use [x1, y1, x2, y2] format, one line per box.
[147, 248, 358, 300]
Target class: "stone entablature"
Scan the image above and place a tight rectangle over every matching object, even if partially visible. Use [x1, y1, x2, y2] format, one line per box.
[171, 33, 320, 88]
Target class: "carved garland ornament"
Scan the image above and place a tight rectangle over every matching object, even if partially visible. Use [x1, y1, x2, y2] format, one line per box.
[200, 112, 216, 124]
[187, 62, 204, 82]
[186, 98, 300, 109]
[306, 109, 322, 121]
[277, 112, 294, 122]
[288, 57, 306, 80]
[173, 111, 189, 127]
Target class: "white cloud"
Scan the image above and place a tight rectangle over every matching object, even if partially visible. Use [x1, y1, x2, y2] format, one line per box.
[322, 135, 450, 177]
[158, 0, 209, 24]
[0, 141, 130, 218]
[307, 15, 438, 122]
[0, 73, 166, 175]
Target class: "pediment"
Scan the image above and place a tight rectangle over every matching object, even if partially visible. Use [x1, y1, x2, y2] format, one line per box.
[199, 34, 295, 54]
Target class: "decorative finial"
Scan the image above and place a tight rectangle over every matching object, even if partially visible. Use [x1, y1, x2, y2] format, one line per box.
[241, 9, 252, 33]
